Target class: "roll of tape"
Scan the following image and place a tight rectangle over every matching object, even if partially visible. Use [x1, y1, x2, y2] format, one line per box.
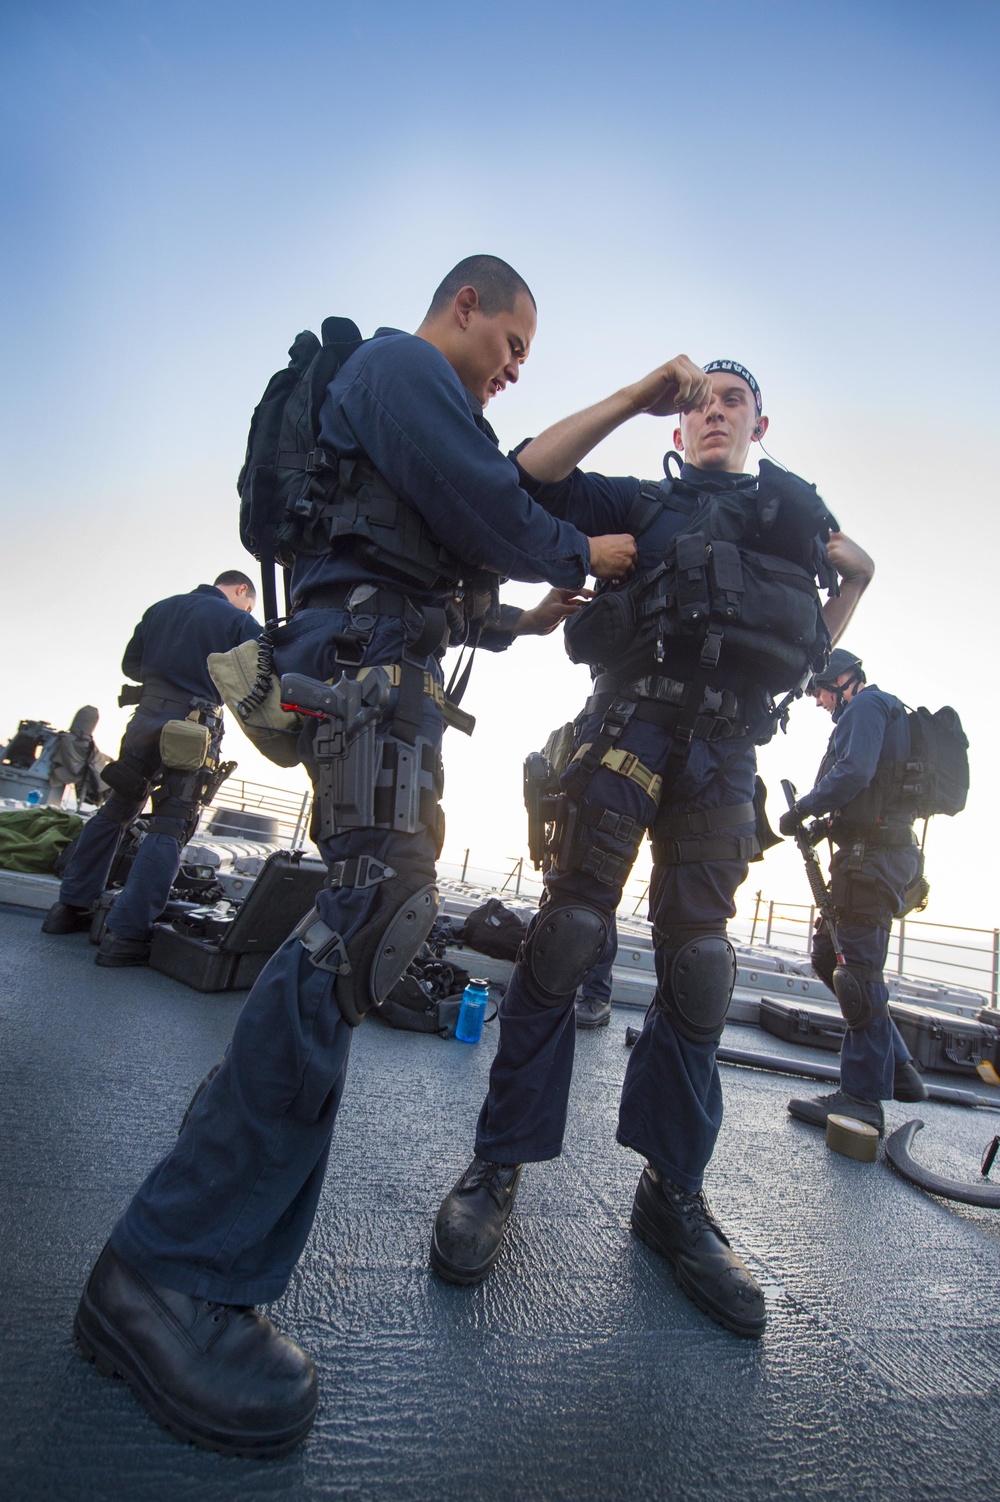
[826, 1113, 879, 1162]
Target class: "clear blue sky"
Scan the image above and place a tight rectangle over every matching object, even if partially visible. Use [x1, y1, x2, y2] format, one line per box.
[2, 1, 998, 925]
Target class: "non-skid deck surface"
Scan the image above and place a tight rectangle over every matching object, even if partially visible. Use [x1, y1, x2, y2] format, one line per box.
[2, 902, 998, 1502]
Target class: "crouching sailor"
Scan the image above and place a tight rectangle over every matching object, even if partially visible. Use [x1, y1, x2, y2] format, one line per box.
[780, 649, 928, 1135]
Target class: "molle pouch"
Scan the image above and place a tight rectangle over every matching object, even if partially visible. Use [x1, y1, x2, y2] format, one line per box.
[754, 460, 837, 567]
[159, 718, 211, 771]
[543, 721, 576, 777]
[563, 587, 637, 667]
[208, 638, 303, 768]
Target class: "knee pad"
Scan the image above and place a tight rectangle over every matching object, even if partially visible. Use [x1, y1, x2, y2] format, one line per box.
[522, 902, 608, 1007]
[295, 856, 439, 1026]
[832, 963, 886, 1030]
[657, 933, 737, 1045]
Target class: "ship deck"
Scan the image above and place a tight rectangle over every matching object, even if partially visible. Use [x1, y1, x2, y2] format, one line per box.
[3, 895, 1000, 1502]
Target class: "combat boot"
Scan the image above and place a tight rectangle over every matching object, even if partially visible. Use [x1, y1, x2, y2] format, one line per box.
[430, 1157, 522, 1284]
[630, 1166, 766, 1338]
[575, 995, 612, 1029]
[892, 1060, 927, 1102]
[42, 901, 92, 935]
[95, 932, 151, 967]
[787, 1088, 885, 1135]
[74, 1242, 317, 1458]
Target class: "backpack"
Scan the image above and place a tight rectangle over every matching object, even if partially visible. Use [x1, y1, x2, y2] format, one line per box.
[826, 702, 970, 830]
[458, 898, 528, 961]
[903, 706, 969, 819]
[563, 459, 835, 697]
[238, 319, 364, 622]
[238, 322, 501, 644]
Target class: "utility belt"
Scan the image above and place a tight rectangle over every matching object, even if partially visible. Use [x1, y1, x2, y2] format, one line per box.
[292, 582, 451, 659]
[289, 582, 473, 740]
[830, 821, 917, 850]
[585, 672, 746, 744]
[102, 683, 230, 807]
[524, 672, 757, 886]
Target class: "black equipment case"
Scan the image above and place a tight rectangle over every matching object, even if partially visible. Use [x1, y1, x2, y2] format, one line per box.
[89, 889, 202, 946]
[760, 991, 1000, 1077]
[759, 996, 846, 1053]
[889, 1001, 1000, 1078]
[149, 850, 327, 992]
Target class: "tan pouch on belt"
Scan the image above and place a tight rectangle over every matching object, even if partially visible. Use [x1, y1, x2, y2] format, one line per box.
[208, 638, 303, 769]
[543, 721, 576, 777]
[159, 717, 212, 770]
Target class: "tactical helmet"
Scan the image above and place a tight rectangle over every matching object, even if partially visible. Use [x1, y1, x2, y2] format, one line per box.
[811, 648, 864, 692]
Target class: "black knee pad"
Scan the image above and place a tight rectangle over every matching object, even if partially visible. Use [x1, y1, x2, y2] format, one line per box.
[833, 963, 885, 1030]
[522, 902, 608, 1008]
[657, 933, 737, 1045]
[296, 857, 439, 1026]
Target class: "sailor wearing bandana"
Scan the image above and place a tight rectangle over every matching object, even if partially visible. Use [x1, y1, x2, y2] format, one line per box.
[431, 357, 874, 1338]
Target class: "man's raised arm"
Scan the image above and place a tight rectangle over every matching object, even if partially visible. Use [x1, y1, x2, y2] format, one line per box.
[517, 355, 712, 483]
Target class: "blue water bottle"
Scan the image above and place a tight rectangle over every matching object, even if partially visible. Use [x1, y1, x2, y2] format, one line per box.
[455, 978, 490, 1044]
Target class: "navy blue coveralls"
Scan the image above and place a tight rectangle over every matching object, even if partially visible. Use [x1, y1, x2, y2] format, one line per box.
[476, 462, 776, 1194]
[111, 330, 591, 1305]
[795, 686, 923, 1101]
[59, 585, 260, 939]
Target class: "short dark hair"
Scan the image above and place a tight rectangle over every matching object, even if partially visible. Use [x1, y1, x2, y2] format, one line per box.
[427, 255, 536, 319]
[214, 569, 256, 594]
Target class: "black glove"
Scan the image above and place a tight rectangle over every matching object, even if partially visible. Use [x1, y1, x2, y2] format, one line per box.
[779, 805, 804, 837]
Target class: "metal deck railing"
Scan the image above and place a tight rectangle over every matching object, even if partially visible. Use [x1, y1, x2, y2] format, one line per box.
[194, 782, 1000, 1009]
[747, 894, 999, 1008]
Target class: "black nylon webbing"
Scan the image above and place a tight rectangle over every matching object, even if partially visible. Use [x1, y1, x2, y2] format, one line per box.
[652, 832, 759, 865]
[655, 800, 755, 838]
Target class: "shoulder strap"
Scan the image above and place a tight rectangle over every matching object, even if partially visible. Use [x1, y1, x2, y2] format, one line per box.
[624, 477, 698, 538]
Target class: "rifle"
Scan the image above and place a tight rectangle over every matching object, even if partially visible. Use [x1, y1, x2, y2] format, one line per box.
[781, 778, 867, 1027]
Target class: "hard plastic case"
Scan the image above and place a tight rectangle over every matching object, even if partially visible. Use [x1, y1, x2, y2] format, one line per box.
[149, 850, 327, 992]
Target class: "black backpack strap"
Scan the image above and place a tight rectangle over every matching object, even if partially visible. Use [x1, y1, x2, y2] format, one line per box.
[624, 476, 697, 540]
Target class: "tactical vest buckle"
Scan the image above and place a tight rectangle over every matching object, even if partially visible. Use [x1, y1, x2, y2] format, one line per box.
[700, 625, 724, 669]
[304, 449, 332, 473]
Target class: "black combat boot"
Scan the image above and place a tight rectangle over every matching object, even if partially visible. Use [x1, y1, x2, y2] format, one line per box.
[575, 995, 612, 1029]
[892, 1060, 927, 1102]
[430, 1157, 523, 1284]
[630, 1166, 767, 1338]
[787, 1088, 885, 1135]
[95, 932, 151, 967]
[42, 901, 92, 935]
[74, 1243, 318, 1458]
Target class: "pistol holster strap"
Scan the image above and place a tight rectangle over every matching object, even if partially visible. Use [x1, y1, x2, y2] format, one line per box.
[651, 800, 759, 865]
[569, 742, 662, 805]
[325, 856, 396, 890]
